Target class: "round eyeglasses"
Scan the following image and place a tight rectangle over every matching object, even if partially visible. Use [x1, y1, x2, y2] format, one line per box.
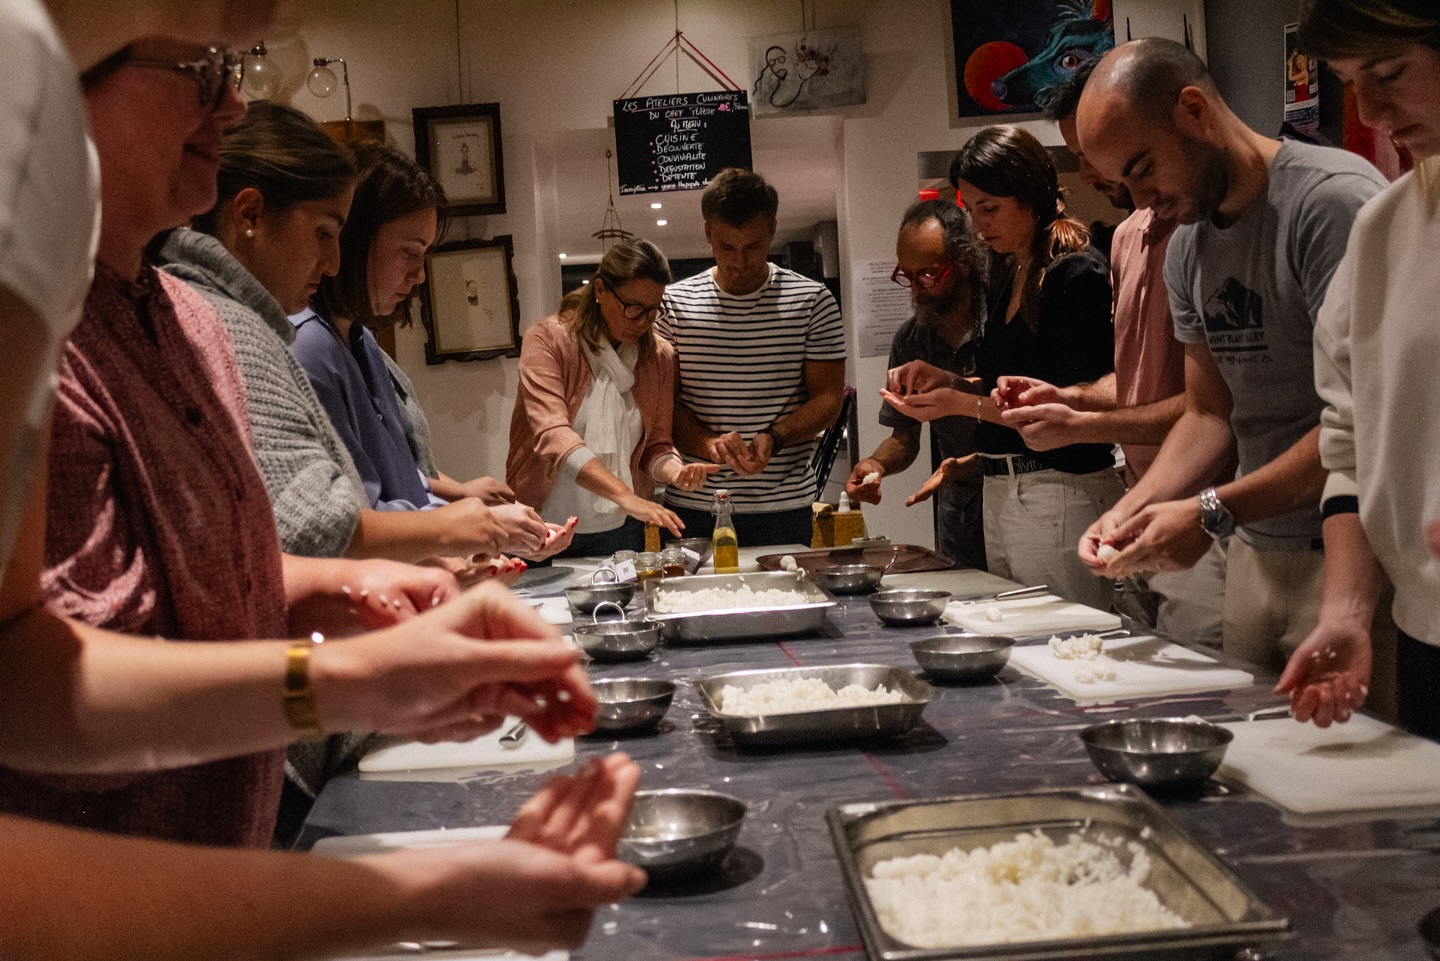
[604, 287, 669, 323]
[891, 263, 953, 290]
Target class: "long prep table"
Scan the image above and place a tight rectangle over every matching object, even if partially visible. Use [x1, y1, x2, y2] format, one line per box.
[298, 555, 1440, 961]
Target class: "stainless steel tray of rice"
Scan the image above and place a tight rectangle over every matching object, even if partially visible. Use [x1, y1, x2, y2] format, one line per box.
[825, 784, 1289, 961]
[644, 571, 836, 643]
[694, 663, 932, 747]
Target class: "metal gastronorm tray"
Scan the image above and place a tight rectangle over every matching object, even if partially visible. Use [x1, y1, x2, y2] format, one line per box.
[826, 784, 1289, 961]
[695, 663, 932, 748]
[645, 570, 835, 643]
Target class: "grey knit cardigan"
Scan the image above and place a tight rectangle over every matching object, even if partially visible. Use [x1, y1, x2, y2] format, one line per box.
[158, 229, 369, 557]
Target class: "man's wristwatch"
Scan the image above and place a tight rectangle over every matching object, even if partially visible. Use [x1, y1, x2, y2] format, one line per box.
[757, 427, 784, 452]
[1197, 486, 1235, 539]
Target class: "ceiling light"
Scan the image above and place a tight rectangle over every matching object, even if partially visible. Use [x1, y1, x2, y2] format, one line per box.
[242, 42, 282, 99]
[656, 219, 668, 226]
[558, 253, 567, 259]
[650, 202, 663, 209]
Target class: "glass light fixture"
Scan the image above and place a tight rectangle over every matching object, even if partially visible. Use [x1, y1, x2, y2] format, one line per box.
[307, 57, 352, 122]
[242, 42, 282, 99]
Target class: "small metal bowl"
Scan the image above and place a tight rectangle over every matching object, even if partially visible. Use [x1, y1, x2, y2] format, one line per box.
[572, 606, 662, 662]
[812, 563, 887, 596]
[566, 582, 635, 614]
[619, 788, 746, 879]
[666, 537, 714, 573]
[869, 589, 952, 626]
[909, 634, 1014, 682]
[591, 678, 675, 733]
[1079, 717, 1235, 789]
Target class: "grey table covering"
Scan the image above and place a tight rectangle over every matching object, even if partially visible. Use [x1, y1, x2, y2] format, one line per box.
[299, 577, 1440, 961]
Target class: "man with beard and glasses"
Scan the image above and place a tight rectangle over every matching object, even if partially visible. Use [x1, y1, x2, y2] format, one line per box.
[845, 200, 989, 570]
[1073, 38, 1394, 691]
[989, 65, 1226, 648]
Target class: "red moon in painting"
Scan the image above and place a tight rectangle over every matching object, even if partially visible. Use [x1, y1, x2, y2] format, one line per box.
[964, 41, 1029, 112]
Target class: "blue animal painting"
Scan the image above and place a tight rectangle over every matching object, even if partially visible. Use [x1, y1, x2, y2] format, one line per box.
[950, 0, 1115, 118]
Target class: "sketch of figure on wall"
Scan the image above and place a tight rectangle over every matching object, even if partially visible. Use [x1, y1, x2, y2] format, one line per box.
[455, 141, 476, 176]
[747, 27, 865, 116]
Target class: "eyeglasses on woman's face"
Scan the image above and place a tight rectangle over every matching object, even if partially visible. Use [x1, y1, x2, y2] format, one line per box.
[890, 263, 953, 290]
[120, 45, 244, 111]
[603, 284, 668, 322]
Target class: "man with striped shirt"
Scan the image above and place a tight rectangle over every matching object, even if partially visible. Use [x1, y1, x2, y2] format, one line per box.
[658, 168, 846, 546]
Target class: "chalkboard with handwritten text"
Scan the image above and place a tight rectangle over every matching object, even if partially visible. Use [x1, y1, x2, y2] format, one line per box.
[613, 91, 752, 195]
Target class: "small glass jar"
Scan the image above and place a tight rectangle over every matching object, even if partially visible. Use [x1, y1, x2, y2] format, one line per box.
[660, 545, 686, 578]
[634, 551, 664, 583]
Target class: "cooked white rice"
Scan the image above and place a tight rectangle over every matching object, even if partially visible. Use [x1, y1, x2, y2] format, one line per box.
[652, 584, 811, 613]
[717, 677, 906, 715]
[865, 830, 1188, 948]
[1048, 634, 1117, 684]
[1049, 633, 1105, 659]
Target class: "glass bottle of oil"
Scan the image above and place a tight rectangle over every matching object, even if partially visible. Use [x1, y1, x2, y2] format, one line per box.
[712, 488, 740, 574]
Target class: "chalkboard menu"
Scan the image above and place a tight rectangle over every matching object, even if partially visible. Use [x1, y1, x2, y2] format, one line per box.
[613, 91, 752, 195]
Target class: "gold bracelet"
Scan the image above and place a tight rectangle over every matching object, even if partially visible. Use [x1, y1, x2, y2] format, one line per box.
[282, 634, 325, 742]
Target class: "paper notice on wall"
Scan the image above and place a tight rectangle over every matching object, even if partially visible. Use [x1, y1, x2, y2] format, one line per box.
[855, 259, 914, 358]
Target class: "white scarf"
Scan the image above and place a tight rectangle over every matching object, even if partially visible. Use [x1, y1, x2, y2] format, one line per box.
[578, 340, 640, 514]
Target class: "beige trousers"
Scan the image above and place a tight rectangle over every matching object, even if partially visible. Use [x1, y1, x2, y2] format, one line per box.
[1222, 538, 1325, 671]
[1221, 538, 1398, 721]
[1149, 537, 1228, 650]
[982, 467, 1126, 613]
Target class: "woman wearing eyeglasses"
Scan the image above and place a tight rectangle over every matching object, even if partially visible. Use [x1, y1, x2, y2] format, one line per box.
[884, 125, 1122, 610]
[508, 239, 718, 557]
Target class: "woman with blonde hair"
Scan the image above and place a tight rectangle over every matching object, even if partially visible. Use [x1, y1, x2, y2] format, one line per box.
[509, 239, 718, 557]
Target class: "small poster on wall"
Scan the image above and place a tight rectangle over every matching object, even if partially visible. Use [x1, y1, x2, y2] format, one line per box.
[948, 0, 1115, 119]
[1283, 23, 1320, 136]
[747, 27, 866, 116]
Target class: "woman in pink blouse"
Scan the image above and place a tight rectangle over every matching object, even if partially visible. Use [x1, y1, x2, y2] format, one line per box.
[508, 239, 718, 556]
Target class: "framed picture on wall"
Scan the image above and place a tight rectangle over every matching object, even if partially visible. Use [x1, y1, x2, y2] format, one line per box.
[412, 102, 506, 215]
[417, 236, 521, 364]
[948, 0, 1115, 120]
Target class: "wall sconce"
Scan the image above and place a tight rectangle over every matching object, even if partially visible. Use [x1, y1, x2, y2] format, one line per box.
[307, 57, 352, 122]
[242, 42, 282, 99]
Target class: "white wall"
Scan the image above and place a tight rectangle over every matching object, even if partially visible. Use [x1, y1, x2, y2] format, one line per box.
[282, 0, 1202, 549]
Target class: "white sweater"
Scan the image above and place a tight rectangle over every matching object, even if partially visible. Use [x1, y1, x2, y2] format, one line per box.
[1315, 156, 1440, 643]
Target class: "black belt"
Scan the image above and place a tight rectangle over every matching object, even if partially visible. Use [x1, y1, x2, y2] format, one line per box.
[980, 455, 1047, 477]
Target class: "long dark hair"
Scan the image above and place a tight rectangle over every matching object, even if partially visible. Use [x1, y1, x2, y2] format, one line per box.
[562, 239, 672, 361]
[949, 125, 1089, 331]
[192, 100, 356, 236]
[314, 142, 449, 329]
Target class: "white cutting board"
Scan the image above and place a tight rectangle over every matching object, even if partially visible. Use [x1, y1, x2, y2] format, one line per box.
[1218, 714, 1440, 815]
[359, 720, 574, 774]
[316, 827, 568, 961]
[943, 593, 1121, 636]
[1008, 635, 1253, 702]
